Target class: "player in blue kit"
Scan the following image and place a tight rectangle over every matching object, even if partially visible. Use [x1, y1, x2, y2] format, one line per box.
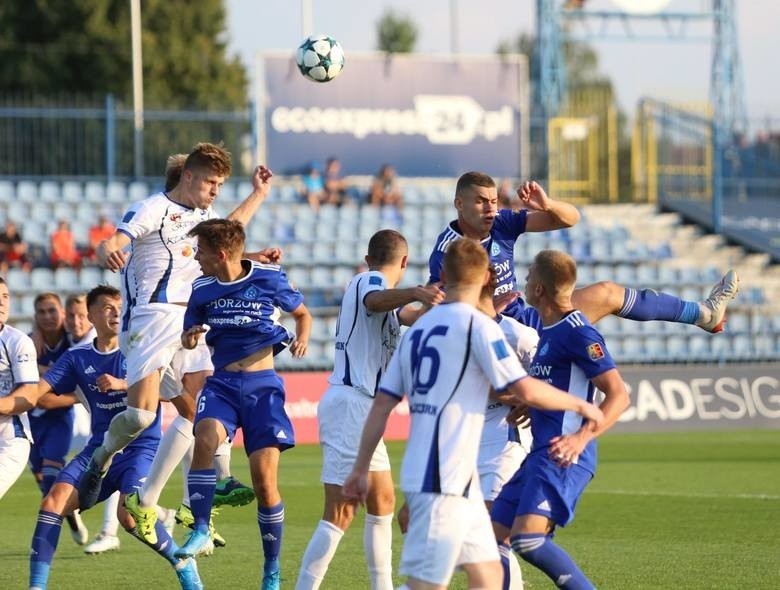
[344, 239, 604, 590]
[175, 218, 312, 590]
[0, 285, 203, 590]
[491, 250, 631, 590]
[428, 172, 739, 334]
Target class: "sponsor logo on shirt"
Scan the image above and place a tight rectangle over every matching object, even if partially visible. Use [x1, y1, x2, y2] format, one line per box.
[586, 342, 605, 360]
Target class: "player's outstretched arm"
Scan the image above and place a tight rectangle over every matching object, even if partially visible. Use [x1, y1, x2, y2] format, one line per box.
[245, 247, 283, 265]
[226, 165, 273, 226]
[181, 325, 207, 350]
[37, 391, 78, 410]
[96, 374, 128, 392]
[0, 382, 44, 415]
[96, 231, 132, 272]
[498, 376, 604, 428]
[519, 181, 581, 232]
[289, 303, 312, 358]
[343, 392, 399, 503]
[366, 284, 445, 315]
[548, 368, 630, 467]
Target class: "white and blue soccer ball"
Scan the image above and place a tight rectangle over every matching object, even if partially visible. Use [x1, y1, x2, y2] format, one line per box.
[296, 35, 345, 83]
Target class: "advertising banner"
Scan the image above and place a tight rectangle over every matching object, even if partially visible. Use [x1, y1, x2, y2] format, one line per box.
[257, 52, 529, 178]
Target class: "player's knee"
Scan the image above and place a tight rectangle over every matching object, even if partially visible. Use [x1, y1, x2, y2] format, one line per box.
[121, 406, 158, 433]
[367, 487, 395, 515]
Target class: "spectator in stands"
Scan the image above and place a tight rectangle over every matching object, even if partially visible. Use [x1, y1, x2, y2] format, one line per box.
[497, 178, 519, 210]
[49, 220, 82, 270]
[86, 215, 116, 264]
[323, 157, 347, 206]
[0, 220, 32, 273]
[368, 164, 403, 210]
[301, 163, 327, 212]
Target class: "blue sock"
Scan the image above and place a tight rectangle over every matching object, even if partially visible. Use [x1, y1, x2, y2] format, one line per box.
[187, 468, 216, 534]
[257, 502, 284, 575]
[511, 533, 594, 590]
[131, 520, 181, 565]
[41, 466, 60, 496]
[30, 510, 63, 589]
[498, 542, 513, 590]
[618, 288, 700, 324]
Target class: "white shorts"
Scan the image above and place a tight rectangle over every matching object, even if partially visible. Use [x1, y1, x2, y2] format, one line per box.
[0, 437, 31, 500]
[121, 303, 212, 395]
[400, 492, 499, 586]
[478, 441, 528, 502]
[318, 384, 390, 485]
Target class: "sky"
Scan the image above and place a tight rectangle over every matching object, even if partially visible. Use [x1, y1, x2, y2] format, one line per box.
[225, 0, 779, 129]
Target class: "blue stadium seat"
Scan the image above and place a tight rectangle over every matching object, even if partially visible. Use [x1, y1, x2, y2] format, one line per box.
[61, 181, 84, 203]
[0, 180, 15, 201]
[7, 268, 31, 290]
[102, 269, 122, 288]
[54, 268, 80, 291]
[106, 182, 127, 203]
[79, 267, 104, 289]
[30, 268, 55, 290]
[16, 181, 38, 202]
[84, 181, 106, 203]
[688, 335, 711, 361]
[128, 181, 149, 201]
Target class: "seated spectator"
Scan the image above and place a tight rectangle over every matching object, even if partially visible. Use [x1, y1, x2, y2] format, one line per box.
[368, 164, 403, 209]
[86, 215, 116, 263]
[50, 220, 82, 270]
[301, 163, 327, 212]
[0, 220, 32, 273]
[323, 157, 347, 205]
[497, 178, 519, 210]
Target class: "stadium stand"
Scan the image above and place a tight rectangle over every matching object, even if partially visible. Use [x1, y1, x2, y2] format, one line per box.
[0, 179, 777, 368]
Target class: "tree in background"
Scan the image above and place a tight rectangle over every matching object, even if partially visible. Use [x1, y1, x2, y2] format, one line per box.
[0, 0, 246, 109]
[376, 9, 418, 54]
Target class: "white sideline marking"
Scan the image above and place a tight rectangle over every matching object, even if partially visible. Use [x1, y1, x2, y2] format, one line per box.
[589, 489, 779, 501]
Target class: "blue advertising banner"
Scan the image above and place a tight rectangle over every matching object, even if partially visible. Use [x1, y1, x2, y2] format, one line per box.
[256, 52, 529, 178]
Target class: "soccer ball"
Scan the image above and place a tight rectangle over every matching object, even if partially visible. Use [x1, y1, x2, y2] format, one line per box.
[296, 35, 345, 83]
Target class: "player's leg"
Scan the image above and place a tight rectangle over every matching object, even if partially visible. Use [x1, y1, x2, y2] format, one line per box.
[460, 561, 503, 590]
[573, 269, 739, 332]
[249, 445, 286, 590]
[364, 469, 395, 590]
[0, 437, 30, 500]
[213, 435, 254, 508]
[84, 491, 121, 554]
[29, 482, 79, 590]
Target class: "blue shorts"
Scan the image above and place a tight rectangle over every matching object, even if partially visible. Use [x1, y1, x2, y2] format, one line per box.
[491, 451, 593, 529]
[504, 299, 543, 334]
[195, 369, 295, 455]
[58, 444, 155, 505]
[28, 409, 74, 471]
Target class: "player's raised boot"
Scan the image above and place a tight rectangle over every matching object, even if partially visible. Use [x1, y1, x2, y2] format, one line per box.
[66, 510, 89, 545]
[84, 533, 120, 554]
[175, 529, 212, 559]
[213, 475, 255, 507]
[174, 558, 204, 590]
[77, 454, 109, 510]
[176, 503, 227, 548]
[697, 269, 739, 333]
[261, 570, 281, 590]
[125, 491, 159, 544]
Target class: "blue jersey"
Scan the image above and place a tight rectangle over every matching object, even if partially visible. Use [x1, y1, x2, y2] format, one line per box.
[42, 341, 161, 451]
[428, 210, 529, 318]
[526, 310, 615, 475]
[185, 260, 304, 370]
[31, 333, 72, 420]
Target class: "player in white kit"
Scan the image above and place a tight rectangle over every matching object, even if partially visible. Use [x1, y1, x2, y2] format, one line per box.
[0, 277, 40, 500]
[344, 239, 604, 590]
[78, 143, 277, 543]
[296, 230, 444, 590]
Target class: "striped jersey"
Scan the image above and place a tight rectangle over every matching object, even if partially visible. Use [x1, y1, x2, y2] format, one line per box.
[527, 310, 615, 475]
[117, 192, 216, 306]
[184, 260, 303, 370]
[0, 324, 39, 440]
[379, 302, 527, 497]
[328, 270, 401, 397]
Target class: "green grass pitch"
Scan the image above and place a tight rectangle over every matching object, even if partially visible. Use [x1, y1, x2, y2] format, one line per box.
[1, 430, 778, 589]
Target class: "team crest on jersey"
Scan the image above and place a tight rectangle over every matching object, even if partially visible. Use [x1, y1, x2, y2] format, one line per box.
[491, 339, 510, 360]
[586, 343, 605, 360]
[538, 341, 549, 357]
[169, 213, 181, 222]
[181, 245, 193, 257]
[491, 242, 501, 256]
[243, 285, 260, 300]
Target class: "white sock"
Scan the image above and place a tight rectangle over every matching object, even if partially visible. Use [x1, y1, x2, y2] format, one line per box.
[295, 520, 345, 590]
[364, 513, 394, 590]
[139, 415, 194, 507]
[180, 439, 193, 506]
[507, 546, 524, 589]
[102, 491, 120, 537]
[213, 439, 231, 481]
[100, 407, 158, 464]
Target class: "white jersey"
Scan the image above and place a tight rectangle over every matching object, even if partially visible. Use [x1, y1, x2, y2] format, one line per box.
[0, 324, 39, 440]
[379, 302, 527, 497]
[117, 192, 216, 306]
[328, 270, 401, 397]
[482, 315, 539, 449]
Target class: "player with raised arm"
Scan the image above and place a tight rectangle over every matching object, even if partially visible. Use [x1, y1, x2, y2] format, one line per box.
[0, 285, 204, 590]
[491, 250, 631, 589]
[344, 239, 604, 590]
[0, 277, 39, 501]
[429, 172, 739, 334]
[296, 229, 444, 590]
[173, 218, 311, 590]
[77, 144, 275, 538]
